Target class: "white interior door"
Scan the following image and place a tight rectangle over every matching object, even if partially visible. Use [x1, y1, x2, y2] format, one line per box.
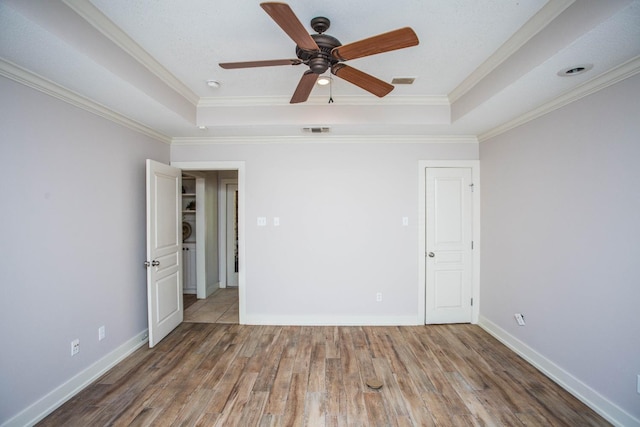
[425, 167, 473, 324]
[146, 159, 183, 347]
[226, 183, 239, 287]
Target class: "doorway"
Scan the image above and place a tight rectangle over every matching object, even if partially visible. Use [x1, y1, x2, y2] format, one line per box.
[172, 161, 246, 325]
[183, 171, 239, 322]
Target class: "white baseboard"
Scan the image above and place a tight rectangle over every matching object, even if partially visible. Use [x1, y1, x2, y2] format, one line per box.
[1, 329, 149, 427]
[478, 316, 640, 427]
[243, 314, 418, 326]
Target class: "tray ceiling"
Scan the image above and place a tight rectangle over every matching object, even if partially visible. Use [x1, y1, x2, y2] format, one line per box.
[1, 0, 638, 141]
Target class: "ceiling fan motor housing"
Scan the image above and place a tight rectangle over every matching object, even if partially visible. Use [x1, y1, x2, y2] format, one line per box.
[295, 20, 342, 74]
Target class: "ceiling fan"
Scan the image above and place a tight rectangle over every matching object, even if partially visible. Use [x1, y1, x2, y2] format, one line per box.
[219, 2, 419, 103]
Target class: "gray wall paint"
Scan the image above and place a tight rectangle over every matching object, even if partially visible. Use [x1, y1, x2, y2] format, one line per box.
[479, 73, 640, 419]
[171, 142, 479, 322]
[0, 77, 169, 423]
[204, 171, 219, 292]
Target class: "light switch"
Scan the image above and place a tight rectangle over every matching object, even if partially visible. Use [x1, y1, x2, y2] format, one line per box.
[273, 217, 280, 226]
[402, 217, 409, 226]
[257, 217, 267, 226]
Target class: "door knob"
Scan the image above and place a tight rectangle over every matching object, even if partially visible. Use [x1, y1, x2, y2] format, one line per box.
[428, 252, 435, 258]
[151, 260, 160, 266]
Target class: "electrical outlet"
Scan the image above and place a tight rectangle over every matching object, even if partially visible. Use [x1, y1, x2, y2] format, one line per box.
[71, 339, 79, 356]
[514, 313, 526, 326]
[257, 217, 267, 226]
[98, 326, 105, 341]
[376, 292, 383, 302]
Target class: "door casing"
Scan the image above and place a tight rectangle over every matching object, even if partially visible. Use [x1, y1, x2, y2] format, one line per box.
[418, 160, 480, 324]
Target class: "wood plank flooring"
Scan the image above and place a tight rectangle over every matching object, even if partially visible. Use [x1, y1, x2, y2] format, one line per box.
[38, 324, 609, 426]
[183, 294, 197, 310]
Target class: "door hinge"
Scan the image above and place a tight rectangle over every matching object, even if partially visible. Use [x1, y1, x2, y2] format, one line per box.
[471, 241, 474, 250]
[471, 298, 473, 306]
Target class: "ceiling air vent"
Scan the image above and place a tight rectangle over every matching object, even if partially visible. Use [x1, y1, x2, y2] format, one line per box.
[391, 77, 416, 85]
[302, 127, 330, 133]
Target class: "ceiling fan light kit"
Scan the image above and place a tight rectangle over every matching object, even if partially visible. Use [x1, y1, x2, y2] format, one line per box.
[219, 2, 419, 104]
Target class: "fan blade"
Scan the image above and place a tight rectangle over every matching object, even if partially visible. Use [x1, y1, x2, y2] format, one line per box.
[290, 71, 318, 103]
[261, 2, 319, 52]
[219, 59, 302, 69]
[331, 27, 419, 61]
[332, 64, 393, 98]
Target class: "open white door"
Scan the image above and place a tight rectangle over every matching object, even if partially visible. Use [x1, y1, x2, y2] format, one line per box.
[145, 159, 183, 347]
[425, 167, 473, 324]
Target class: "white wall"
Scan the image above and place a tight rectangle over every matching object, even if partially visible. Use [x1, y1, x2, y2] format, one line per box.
[0, 76, 169, 424]
[204, 171, 219, 294]
[171, 141, 478, 324]
[479, 73, 640, 423]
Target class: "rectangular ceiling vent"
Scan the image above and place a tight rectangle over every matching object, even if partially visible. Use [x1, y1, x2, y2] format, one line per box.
[302, 127, 330, 133]
[391, 77, 416, 85]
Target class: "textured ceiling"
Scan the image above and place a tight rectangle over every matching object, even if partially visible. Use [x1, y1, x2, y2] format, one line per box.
[88, 0, 546, 97]
[1, 0, 639, 141]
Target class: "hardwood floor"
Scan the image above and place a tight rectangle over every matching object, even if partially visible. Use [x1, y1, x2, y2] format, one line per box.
[183, 293, 197, 310]
[37, 324, 609, 426]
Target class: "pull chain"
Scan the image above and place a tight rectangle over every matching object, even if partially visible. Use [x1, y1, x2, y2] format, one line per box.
[328, 76, 334, 103]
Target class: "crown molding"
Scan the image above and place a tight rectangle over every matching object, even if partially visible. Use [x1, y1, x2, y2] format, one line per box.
[7, 47, 635, 147]
[0, 59, 171, 144]
[479, 55, 640, 142]
[198, 95, 451, 108]
[449, 0, 575, 103]
[171, 134, 478, 145]
[62, 0, 199, 106]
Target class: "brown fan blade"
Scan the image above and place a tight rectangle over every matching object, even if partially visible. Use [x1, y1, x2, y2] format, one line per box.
[331, 27, 419, 61]
[332, 64, 393, 98]
[219, 59, 302, 69]
[261, 2, 319, 52]
[291, 71, 318, 104]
